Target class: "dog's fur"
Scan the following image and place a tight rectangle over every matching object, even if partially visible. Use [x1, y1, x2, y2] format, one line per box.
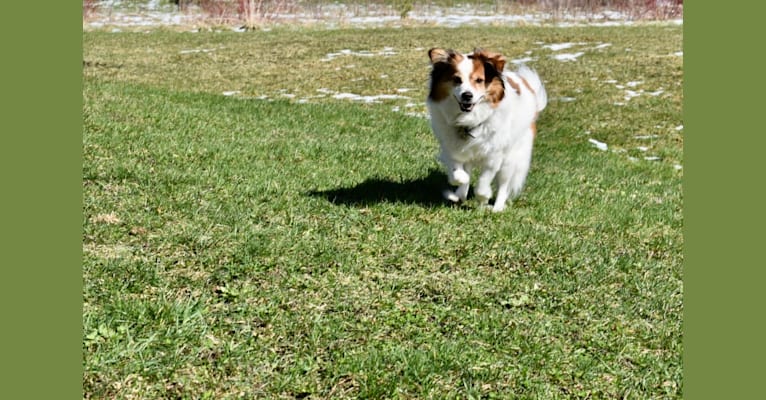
[426, 48, 547, 212]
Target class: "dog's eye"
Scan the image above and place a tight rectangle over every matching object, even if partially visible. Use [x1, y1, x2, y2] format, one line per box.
[475, 78, 485, 84]
[453, 76, 462, 84]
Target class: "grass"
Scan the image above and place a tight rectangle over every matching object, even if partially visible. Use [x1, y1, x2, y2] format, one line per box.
[83, 25, 682, 399]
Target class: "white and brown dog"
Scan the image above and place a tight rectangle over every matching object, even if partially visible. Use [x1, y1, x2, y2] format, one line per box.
[426, 48, 547, 212]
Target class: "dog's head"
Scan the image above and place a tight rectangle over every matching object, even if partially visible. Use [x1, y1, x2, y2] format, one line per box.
[428, 48, 507, 112]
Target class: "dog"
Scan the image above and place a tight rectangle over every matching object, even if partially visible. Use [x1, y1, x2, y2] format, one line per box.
[426, 48, 547, 212]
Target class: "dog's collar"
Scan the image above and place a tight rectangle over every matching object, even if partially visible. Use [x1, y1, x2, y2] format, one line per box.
[459, 126, 476, 140]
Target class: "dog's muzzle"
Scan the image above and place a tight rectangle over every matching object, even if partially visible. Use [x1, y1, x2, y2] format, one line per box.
[459, 92, 474, 112]
[456, 92, 481, 112]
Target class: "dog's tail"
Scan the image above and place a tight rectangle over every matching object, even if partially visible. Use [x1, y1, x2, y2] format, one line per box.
[517, 65, 547, 113]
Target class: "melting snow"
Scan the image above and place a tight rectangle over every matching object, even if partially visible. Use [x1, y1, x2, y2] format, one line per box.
[588, 138, 608, 151]
[542, 43, 579, 51]
[614, 84, 666, 102]
[511, 57, 535, 65]
[332, 93, 409, 103]
[322, 48, 398, 62]
[179, 48, 218, 54]
[380, 47, 396, 56]
[85, 3, 682, 29]
[552, 52, 585, 62]
[624, 90, 642, 100]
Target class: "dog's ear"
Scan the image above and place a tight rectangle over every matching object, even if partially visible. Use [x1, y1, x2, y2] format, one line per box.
[487, 53, 505, 74]
[428, 48, 452, 64]
[485, 52, 506, 73]
[472, 48, 506, 73]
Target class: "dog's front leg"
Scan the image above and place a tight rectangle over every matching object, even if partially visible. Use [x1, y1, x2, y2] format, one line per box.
[439, 151, 470, 187]
[442, 157, 471, 203]
[452, 163, 471, 201]
[474, 167, 498, 206]
[445, 161, 471, 186]
[447, 164, 470, 187]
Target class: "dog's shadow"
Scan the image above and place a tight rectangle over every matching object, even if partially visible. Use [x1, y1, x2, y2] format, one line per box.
[308, 169, 455, 207]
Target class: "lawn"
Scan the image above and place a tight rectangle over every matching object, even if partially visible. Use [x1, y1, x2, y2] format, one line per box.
[83, 24, 682, 399]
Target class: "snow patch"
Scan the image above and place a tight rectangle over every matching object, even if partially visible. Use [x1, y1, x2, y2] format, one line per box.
[180, 48, 218, 54]
[332, 93, 410, 103]
[85, 3, 682, 30]
[588, 138, 608, 151]
[542, 43, 579, 51]
[322, 48, 398, 62]
[552, 52, 584, 62]
[624, 90, 642, 101]
[511, 57, 535, 65]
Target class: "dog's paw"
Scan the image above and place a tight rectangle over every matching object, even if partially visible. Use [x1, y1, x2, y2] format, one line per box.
[449, 169, 470, 186]
[491, 203, 507, 213]
[474, 187, 492, 205]
[442, 189, 462, 203]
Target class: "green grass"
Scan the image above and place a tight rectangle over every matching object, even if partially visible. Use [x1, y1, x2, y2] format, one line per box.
[83, 25, 682, 399]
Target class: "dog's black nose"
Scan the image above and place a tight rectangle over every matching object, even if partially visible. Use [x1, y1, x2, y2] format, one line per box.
[460, 92, 473, 102]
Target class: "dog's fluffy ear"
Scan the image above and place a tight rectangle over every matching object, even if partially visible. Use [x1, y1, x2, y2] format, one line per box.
[471, 48, 506, 73]
[486, 52, 506, 73]
[428, 48, 452, 64]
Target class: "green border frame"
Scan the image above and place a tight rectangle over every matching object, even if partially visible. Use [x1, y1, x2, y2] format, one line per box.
[684, 2, 764, 399]
[2, 2, 82, 398]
